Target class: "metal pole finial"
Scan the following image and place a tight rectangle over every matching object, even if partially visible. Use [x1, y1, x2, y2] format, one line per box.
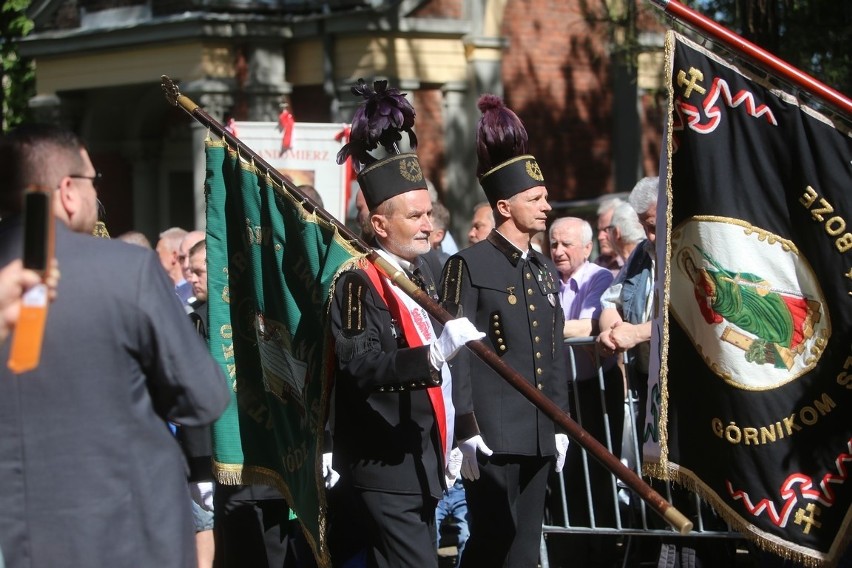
[161, 75, 198, 113]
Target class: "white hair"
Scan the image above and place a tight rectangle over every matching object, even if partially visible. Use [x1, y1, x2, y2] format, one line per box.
[597, 196, 625, 217]
[158, 227, 188, 252]
[628, 176, 659, 216]
[549, 216, 592, 246]
[611, 202, 645, 244]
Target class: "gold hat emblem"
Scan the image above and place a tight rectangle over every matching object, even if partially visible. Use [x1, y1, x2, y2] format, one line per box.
[525, 159, 543, 182]
[399, 157, 424, 182]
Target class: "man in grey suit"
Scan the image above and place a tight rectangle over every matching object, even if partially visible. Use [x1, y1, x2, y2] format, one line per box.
[0, 124, 230, 568]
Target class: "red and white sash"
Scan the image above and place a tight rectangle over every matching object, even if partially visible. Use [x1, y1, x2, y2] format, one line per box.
[362, 256, 454, 466]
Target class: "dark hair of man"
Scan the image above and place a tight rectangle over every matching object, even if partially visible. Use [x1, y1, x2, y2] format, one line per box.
[0, 124, 86, 217]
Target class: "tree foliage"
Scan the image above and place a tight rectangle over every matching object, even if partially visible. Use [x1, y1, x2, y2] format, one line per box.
[685, 0, 851, 97]
[1, 0, 35, 131]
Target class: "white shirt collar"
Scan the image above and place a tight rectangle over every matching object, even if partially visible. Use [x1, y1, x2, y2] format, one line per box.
[375, 243, 415, 273]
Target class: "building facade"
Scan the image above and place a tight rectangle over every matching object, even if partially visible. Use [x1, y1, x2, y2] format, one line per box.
[21, 0, 665, 240]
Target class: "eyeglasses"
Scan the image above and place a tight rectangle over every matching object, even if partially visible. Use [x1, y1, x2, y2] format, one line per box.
[69, 172, 102, 190]
[598, 225, 615, 232]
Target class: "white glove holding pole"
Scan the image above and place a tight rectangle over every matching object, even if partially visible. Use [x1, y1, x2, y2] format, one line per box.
[458, 435, 493, 481]
[322, 452, 340, 489]
[445, 447, 463, 487]
[554, 433, 569, 473]
[429, 317, 485, 370]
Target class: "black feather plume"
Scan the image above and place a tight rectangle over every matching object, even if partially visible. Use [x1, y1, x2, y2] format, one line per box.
[336, 79, 418, 169]
[475, 94, 529, 177]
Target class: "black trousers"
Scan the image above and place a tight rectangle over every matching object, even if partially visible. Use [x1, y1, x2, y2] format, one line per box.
[213, 483, 315, 568]
[460, 454, 551, 568]
[328, 482, 438, 568]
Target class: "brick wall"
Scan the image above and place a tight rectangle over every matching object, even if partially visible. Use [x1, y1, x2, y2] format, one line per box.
[412, 88, 446, 198]
[500, 0, 667, 200]
[640, 90, 665, 177]
[500, 0, 615, 201]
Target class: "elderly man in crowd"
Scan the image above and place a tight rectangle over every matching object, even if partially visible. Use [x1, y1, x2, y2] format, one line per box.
[593, 197, 625, 275]
[598, 177, 658, 395]
[606, 201, 646, 272]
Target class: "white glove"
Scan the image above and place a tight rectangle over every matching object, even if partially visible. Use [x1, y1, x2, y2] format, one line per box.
[322, 452, 340, 489]
[445, 447, 463, 486]
[458, 435, 493, 481]
[429, 317, 485, 369]
[190, 481, 215, 512]
[554, 433, 570, 473]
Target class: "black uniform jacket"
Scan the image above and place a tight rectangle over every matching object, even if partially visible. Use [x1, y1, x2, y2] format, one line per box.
[329, 257, 445, 500]
[440, 230, 570, 456]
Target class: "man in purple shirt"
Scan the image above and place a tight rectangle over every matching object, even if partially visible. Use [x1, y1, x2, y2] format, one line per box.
[552, 218, 614, 348]
[546, 216, 625, 568]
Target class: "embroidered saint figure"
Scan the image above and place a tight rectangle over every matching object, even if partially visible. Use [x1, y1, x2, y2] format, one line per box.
[678, 245, 818, 369]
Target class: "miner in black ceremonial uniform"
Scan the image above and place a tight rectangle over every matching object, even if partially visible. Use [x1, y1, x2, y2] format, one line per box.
[440, 94, 571, 568]
[327, 80, 483, 568]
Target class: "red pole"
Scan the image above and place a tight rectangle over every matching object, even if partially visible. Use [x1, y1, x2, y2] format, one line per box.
[650, 0, 852, 117]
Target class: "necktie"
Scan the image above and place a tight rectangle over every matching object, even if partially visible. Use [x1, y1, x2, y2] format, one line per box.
[410, 267, 429, 294]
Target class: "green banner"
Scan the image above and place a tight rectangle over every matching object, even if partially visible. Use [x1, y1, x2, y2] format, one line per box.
[204, 140, 362, 567]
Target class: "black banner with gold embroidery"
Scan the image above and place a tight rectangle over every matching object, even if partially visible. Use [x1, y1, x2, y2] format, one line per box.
[653, 31, 852, 566]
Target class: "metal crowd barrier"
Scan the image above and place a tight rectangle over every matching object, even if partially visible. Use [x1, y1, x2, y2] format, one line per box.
[539, 337, 745, 568]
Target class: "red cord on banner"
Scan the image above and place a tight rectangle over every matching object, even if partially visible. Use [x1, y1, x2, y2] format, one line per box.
[335, 125, 354, 210]
[278, 107, 295, 152]
[225, 117, 238, 138]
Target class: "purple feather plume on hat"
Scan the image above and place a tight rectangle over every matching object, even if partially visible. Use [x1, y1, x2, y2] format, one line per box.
[475, 94, 529, 178]
[336, 79, 418, 170]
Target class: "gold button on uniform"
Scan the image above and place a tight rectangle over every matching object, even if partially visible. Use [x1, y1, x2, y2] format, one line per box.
[529, 305, 536, 312]
[536, 352, 542, 359]
[536, 368, 543, 375]
[532, 321, 538, 328]
[537, 383, 544, 390]
[527, 288, 534, 295]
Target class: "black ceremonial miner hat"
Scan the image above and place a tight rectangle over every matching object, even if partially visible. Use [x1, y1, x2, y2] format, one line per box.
[475, 94, 545, 207]
[336, 79, 426, 211]
[357, 153, 425, 211]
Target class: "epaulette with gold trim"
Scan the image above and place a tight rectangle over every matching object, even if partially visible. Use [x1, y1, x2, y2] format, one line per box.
[341, 274, 368, 336]
[440, 257, 465, 317]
